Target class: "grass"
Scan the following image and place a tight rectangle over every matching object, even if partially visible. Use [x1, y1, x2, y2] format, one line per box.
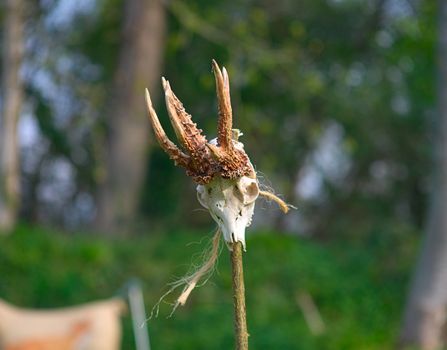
[0, 224, 418, 349]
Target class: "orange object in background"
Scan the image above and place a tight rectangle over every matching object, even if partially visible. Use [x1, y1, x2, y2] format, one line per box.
[0, 298, 125, 350]
[5, 321, 90, 350]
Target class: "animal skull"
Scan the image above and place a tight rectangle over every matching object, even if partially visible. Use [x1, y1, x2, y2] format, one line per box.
[196, 176, 258, 250]
[145, 60, 258, 248]
[196, 138, 259, 249]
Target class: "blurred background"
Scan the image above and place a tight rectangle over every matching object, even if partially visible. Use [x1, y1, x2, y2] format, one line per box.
[0, 0, 445, 349]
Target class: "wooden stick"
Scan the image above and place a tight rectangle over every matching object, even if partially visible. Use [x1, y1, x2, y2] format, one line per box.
[230, 241, 249, 350]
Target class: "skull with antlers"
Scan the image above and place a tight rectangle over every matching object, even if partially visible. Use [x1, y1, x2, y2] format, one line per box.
[145, 60, 259, 250]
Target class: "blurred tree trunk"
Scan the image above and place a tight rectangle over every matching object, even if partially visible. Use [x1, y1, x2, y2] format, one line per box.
[399, 1, 447, 348]
[95, 0, 166, 234]
[0, 0, 24, 233]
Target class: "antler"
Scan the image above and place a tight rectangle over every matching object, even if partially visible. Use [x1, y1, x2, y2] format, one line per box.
[212, 59, 233, 152]
[162, 78, 208, 161]
[145, 89, 190, 167]
[145, 60, 255, 184]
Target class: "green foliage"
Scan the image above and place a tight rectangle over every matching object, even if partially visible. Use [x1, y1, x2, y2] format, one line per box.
[21, 0, 437, 237]
[0, 225, 418, 349]
[136, 0, 436, 232]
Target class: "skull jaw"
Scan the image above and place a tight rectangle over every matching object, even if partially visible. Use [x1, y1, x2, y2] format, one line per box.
[216, 203, 255, 251]
[196, 176, 259, 251]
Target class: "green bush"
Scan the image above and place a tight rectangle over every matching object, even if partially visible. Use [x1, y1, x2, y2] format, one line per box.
[0, 225, 418, 349]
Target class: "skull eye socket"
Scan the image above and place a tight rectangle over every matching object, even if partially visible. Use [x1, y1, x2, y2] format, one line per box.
[246, 182, 259, 198]
[235, 179, 259, 205]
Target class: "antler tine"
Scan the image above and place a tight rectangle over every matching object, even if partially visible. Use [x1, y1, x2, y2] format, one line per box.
[145, 88, 190, 167]
[212, 60, 234, 152]
[162, 78, 208, 157]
